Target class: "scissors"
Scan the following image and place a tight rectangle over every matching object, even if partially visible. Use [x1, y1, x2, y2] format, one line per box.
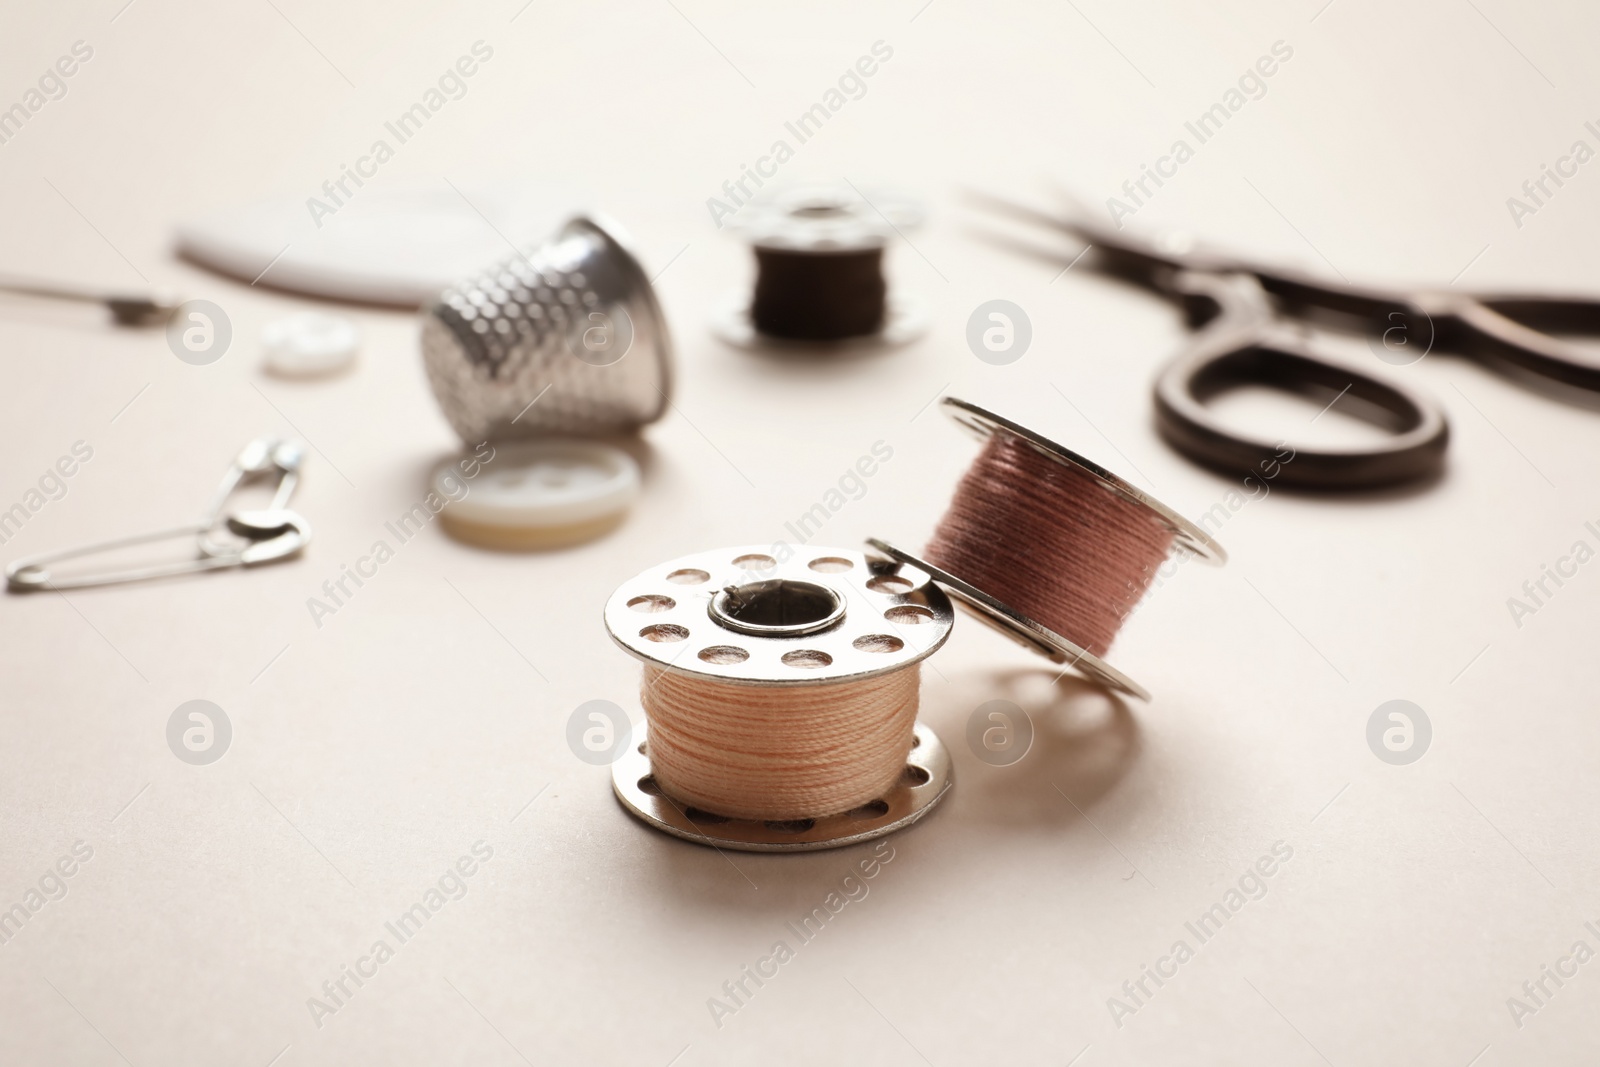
[6, 438, 311, 592]
[975, 194, 1600, 488]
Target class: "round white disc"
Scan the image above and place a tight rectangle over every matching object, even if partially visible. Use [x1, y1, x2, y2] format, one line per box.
[262, 312, 360, 377]
[436, 440, 640, 543]
[175, 182, 575, 307]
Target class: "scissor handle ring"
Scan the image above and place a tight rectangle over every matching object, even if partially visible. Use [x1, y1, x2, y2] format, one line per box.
[1153, 341, 1450, 489]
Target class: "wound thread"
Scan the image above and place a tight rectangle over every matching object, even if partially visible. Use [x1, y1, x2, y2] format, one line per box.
[925, 434, 1175, 657]
[640, 663, 920, 821]
[750, 247, 887, 341]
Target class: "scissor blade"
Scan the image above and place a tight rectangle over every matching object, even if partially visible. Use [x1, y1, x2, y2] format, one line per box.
[963, 190, 1103, 243]
[965, 190, 1206, 293]
[966, 191, 1173, 259]
[966, 228, 1093, 273]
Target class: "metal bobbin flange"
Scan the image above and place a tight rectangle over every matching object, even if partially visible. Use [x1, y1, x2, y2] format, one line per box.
[603, 544, 955, 852]
[870, 397, 1227, 702]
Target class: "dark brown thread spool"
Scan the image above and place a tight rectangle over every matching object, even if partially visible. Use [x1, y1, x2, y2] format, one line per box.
[750, 246, 887, 341]
[712, 185, 927, 350]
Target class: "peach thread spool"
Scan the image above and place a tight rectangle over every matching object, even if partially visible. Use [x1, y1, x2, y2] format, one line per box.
[604, 545, 954, 852]
[869, 397, 1226, 701]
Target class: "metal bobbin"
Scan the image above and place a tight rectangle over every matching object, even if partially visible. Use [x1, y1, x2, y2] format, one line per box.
[603, 545, 955, 852]
[421, 214, 674, 444]
[712, 184, 929, 350]
[870, 397, 1227, 702]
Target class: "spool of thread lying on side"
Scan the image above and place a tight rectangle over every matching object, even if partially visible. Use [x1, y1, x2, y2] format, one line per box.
[641, 662, 918, 821]
[869, 397, 1227, 700]
[925, 433, 1174, 658]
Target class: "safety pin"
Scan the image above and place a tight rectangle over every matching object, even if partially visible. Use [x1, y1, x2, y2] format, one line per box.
[5, 438, 312, 592]
[196, 438, 305, 558]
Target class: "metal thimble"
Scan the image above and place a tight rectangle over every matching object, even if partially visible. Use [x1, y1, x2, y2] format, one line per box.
[421, 215, 673, 444]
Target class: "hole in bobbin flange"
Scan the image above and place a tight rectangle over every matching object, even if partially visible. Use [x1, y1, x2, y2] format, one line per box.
[866, 575, 914, 595]
[628, 594, 676, 613]
[853, 634, 904, 653]
[884, 605, 935, 625]
[781, 649, 833, 668]
[667, 569, 710, 585]
[709, 579, 845, 638]
[640, 624, 689, 643]
[611, 721, 952, 852]
[849, 799, 890, 819]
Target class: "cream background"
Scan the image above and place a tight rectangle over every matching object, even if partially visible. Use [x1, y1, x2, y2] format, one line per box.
[1, 1, 1597, 1064]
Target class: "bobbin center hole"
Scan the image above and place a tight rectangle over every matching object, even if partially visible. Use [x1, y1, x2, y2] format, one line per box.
[708, 579, 845, 638]
[789, 200, 849, 219]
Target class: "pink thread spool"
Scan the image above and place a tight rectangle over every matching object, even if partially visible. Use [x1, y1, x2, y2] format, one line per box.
[870, 397, 1226, 700]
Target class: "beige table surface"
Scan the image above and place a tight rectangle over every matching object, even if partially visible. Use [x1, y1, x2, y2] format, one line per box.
[3, 1, 1599, 1064]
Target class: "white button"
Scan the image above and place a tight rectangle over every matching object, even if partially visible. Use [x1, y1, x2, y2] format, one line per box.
[436, 440, 640, 549]
[262, 312, 360, 377]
